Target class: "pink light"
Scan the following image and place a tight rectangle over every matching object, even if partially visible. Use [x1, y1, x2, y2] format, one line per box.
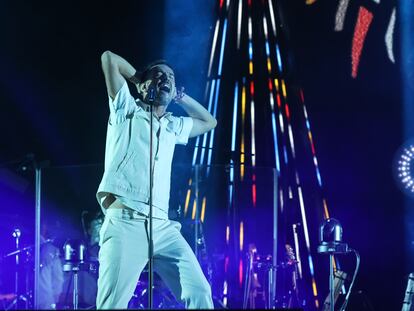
[252, 173, 257, 207]
[252, 184, 257, 207]
[239, 259, 243, 287]
[311, 141, 316, 155]
[225, 256, 229, 273]
[220, 0, 224, 10]
[351, 7, 373, 78]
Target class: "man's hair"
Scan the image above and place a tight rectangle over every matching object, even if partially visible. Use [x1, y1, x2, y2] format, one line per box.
[139, 59, 174, 82]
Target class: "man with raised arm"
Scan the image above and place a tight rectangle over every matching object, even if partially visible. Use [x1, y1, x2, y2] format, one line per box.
[95, 50, 217, 309]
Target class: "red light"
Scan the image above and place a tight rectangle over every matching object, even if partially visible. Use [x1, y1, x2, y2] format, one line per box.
[352, 7, 373, 78]
[311, 142, 316, 156]
[220, 0, 224, 10]
[268, 78, 273, 91]
[285, 103, 290, 119]
[252, 184, 257, 207]
[276, 94, 281, 108]
[250, 81, 254, 96]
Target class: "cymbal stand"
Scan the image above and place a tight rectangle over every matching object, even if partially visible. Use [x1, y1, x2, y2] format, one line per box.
[6, 229, 29, 310]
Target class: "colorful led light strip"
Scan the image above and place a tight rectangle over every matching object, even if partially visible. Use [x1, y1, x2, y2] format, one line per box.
[237, 0, 243, 50]
[385, 8, 396, 64]
[275, 44, 283, 73]
[230, 82, 239, 208]
[231, 82, 239, 153]
[184, 178, 192, 216]
[206, 80, 221, 173]
[351, 7, 373, 78]
[267, 0, 277, 37]
[201, 197, 207, 223]
[218, 19, 228, 76]
[240, 84, 246, 180]
[335, 0, 351, 32]
[275, 64, 319, 306]
[208, 20, 220, 77]
[199, 81, 217, 166]
[300, 89, 330, 218]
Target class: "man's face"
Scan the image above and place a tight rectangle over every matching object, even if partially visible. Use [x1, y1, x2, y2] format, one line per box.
[146, 64, 176, 106]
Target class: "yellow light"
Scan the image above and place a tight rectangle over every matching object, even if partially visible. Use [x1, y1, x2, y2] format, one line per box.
[274, 78, 279, 92]
[311, 279, 318, 296]
[323, 199, 330, 219]
[281, 79, 287, 98]
[184, 189, 191, 216]
[241, 86, 246, 180]
[239, 221, 244, 251]
[191, 199, 197, 220]
[311, 278, 319, 308]
[184, 178, 193, 216]
[201, 197, 207, 222]
[249, 61, 253, 75]
[267, 58, 272, 73]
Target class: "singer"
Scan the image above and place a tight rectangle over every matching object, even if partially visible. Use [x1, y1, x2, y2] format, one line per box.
[95, 51, 217, 309]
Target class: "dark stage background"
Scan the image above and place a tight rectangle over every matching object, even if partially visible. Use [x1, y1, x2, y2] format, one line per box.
[0, 0, 411, 310]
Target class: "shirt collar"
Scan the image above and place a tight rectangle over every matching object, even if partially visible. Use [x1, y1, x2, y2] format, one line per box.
[135, 99, 172, 120]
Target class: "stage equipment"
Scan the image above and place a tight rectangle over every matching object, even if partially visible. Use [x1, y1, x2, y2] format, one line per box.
[242, 243, 301, 309]
[402, 273, 414, 311]
[128, 272, 184, 309]
[147, 81, 156, 310]
[4, 229, 30, 310]
[322, 270, 347, 311]
[317, 218, 360, 311]
[62, 239, 88, 310]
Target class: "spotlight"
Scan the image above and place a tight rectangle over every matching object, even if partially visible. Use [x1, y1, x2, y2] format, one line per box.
[393, 141, 414, 197]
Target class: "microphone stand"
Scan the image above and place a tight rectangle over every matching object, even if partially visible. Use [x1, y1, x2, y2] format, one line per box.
[147, 87, 155, 310]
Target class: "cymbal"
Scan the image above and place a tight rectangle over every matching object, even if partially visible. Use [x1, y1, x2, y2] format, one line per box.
[3, 239, 55, 258]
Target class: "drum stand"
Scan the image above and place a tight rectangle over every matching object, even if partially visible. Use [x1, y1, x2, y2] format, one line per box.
[63, 239, 88, 310]
[63, 263, 82, 310]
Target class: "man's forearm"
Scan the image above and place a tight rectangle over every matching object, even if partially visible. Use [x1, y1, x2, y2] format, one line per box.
[178, 94, 216, 126]
[101, 51, 138, 83]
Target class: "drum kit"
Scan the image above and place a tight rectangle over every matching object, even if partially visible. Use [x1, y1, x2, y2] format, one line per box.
[0, 210, 303, 310]
[242, 243, 304, 309]
[0, 214, 217, 310]
[0, 233, 99, 310]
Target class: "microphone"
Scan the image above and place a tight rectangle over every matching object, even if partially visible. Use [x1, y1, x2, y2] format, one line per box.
[147, 83, 157, 104]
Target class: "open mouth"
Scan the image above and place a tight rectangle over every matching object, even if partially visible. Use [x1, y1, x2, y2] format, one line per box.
[159, 82, 171, 93]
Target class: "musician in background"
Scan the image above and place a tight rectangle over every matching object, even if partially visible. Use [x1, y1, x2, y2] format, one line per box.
[38, 222, 64, 309]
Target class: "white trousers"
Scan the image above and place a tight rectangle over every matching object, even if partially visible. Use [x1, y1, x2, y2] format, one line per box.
[96, 205, 214, 309]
